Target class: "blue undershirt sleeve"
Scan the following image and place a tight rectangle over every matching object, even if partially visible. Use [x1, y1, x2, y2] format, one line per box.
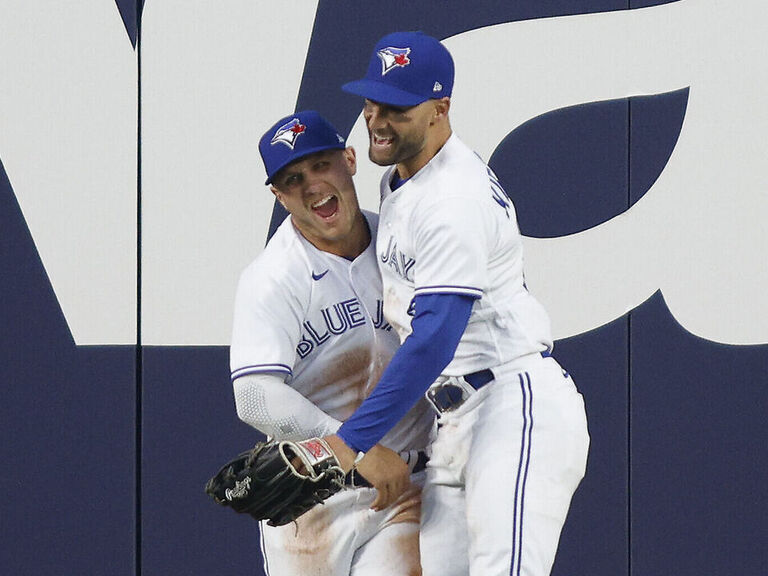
[336, 292, 476, 453]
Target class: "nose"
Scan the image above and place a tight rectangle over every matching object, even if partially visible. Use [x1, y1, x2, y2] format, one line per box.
[302, 171, 326, 196]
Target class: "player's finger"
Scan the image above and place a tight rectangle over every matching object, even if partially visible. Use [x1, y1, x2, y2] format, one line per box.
[389, 477, 407, 504]
[289, 456, 308, 474]
[371, 483, 391, 511]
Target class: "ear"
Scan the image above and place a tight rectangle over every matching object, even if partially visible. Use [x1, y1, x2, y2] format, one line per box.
[270, 186, 286, 209]
[343, 146, 357, 176]
[433, 97, 451, 121]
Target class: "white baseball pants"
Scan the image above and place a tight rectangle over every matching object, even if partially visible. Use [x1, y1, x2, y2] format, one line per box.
[420, 354, 590, 576]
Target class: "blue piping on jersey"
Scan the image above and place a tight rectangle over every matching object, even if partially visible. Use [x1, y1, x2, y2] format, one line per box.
[414, 284, 484, 296]
[230, 363, 292, 382]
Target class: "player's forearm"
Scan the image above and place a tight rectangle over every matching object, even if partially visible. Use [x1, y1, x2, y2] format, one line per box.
[337, 293, 475, 452]
[233, 373, 342, 441]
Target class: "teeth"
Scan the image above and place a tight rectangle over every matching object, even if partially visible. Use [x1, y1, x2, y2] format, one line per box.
[312, 195, 334, 208]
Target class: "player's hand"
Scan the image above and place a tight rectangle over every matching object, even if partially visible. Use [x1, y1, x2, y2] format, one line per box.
[323, 435, 410, 511]
[358, 443, 410, 510]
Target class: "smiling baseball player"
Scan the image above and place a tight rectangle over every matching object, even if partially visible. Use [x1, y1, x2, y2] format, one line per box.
[230, 110, 433, 576]
[323, 32, 591, 576]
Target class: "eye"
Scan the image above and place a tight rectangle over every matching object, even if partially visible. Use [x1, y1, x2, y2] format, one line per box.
[387, 104, 411, 121]
[283, 173, 302, 187]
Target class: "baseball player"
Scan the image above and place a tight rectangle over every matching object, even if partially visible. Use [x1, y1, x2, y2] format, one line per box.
[323, 32, 591, 576]
[230, 110, 434, 576]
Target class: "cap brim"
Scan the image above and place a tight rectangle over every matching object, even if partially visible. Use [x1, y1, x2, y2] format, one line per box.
[265, 142, 346, 185]
[342, 79, 428, 107]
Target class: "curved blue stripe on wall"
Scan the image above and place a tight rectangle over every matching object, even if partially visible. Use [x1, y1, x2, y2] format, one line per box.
[489, 88, 689, 238]
[630, 87, 689, 204]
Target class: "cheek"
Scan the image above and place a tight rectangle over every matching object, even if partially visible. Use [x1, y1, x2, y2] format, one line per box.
[280, 194, 303, 213]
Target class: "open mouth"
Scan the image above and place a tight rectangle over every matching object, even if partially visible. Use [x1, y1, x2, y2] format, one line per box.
[311, 195, 339, 219]
[372, 133, 394, 149]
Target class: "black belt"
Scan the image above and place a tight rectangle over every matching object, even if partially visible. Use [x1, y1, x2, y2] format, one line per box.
[344, 450, 428, 488]
[427, 350, 552, 414]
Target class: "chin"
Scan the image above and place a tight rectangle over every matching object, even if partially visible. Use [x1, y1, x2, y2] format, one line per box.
[369, 152, 393, 167]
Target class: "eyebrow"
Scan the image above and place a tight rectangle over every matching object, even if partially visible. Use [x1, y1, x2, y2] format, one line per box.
[277, 151, 337, 182]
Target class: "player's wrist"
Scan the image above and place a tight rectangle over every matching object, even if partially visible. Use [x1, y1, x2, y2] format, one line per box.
[352, 449, 366, 470]
[323, 434, 358, 473]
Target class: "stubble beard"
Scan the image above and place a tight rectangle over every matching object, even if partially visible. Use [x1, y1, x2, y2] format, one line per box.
[368, 133, 424, 169]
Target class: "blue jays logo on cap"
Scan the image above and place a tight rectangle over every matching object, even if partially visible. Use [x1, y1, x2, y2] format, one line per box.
[271, 118, 306, 149]
[377, 47, 411, 75]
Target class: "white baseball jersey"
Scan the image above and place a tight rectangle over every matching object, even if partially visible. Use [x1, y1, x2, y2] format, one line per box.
[377, 133, 553, 377]
[230, 210, 432, 454]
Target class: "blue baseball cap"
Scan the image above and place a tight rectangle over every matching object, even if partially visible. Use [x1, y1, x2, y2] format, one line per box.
[259, 110, 347, 185]
[342, 31, 454, 107]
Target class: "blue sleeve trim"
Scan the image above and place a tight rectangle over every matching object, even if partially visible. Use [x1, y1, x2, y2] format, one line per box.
[337, 293, 475, 452]
[231, 364, 292, 381]
[414, 284, 483, 298]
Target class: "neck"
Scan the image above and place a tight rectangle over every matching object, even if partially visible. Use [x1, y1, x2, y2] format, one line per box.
[338, 213, 371, 260]
[299, 212, 370, 261]
[397, 126, 452, 180]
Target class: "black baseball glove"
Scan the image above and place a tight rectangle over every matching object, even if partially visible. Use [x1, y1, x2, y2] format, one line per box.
[204, 437, 345, 526]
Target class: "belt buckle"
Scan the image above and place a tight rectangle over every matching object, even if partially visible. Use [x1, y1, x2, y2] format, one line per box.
[426, 377, 476, 414]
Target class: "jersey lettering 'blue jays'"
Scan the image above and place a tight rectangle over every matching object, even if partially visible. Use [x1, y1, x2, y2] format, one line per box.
[296, 296, 389, 358]
[230, 211, 432, 452]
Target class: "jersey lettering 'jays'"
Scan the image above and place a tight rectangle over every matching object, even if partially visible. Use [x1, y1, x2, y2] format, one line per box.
[379, 236, 416, 282]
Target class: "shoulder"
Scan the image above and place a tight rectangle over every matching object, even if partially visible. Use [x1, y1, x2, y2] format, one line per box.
[408, 137, 505, 232]
[413, 135, 488, 202]
[238, 219, 311, 298]
[436, 135, 488, 185]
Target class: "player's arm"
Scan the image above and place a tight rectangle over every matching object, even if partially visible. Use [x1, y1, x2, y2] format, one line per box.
[327, 292, 476, 509]
[329, 195, 491, 507]
[229, 261, 325, 441]
[233, 372, 342, 441]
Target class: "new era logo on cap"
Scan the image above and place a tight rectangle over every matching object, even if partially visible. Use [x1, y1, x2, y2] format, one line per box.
[377, 47, 411, 75]
[271, 118, 306, 149]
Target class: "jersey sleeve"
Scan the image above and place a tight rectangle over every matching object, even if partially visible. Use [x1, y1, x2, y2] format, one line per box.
[233, 373, 342, 441]
[229, 264, 304, 380]
[411, 196, 492, 298]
